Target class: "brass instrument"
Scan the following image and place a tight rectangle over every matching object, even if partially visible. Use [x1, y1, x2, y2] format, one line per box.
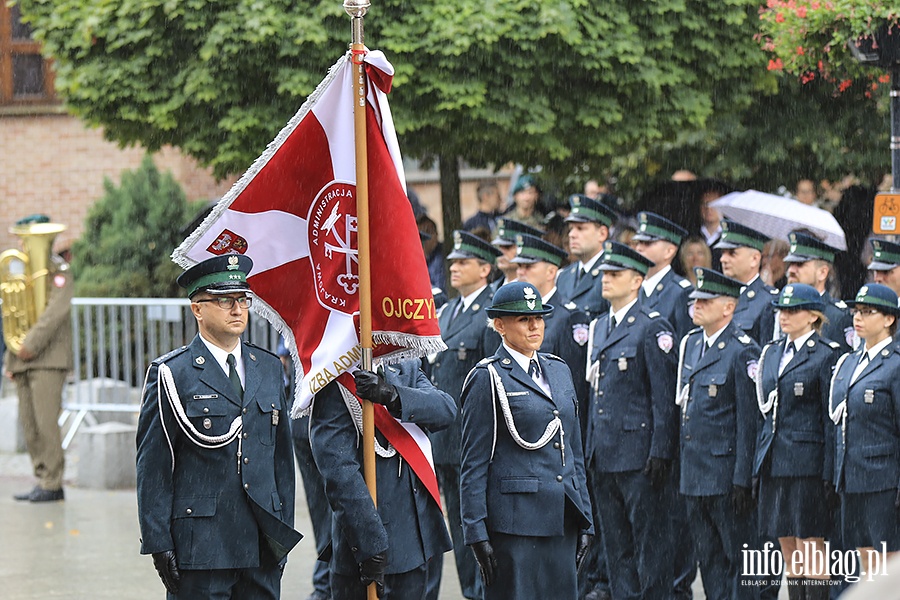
[0, 222, 66, 353]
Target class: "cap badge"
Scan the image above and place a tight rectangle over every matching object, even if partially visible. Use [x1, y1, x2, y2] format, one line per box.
[523, 286, 537, 310]
[453, 231, 463, 248]
[227, 255, 240, 269]
[783, 286, 793, 297]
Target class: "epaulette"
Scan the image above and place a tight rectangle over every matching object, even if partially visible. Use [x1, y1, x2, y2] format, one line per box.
[827, 340, 840, 349]
[678, 278, 692, 289]
[834, 300, 847, 309]
[648, 311, 661, 319]
[245, 341, 278, 359]
[769, 288, 779, 295]
[153, 345, 189, 365]
[476, 356, 498, 367]
[565, 301, 577, 310]
[736, 333, 752, 345]
[544, 353, 565, 362]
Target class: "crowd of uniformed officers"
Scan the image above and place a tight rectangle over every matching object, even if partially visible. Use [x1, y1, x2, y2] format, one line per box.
[137, 191, 900, 600]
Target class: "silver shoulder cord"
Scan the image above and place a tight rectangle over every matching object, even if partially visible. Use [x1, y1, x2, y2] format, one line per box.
[486, 363, 565, 466]
[675, 332, 692, 413]
[586, 318, 599, 390]
[756, 345, 779, 434]
[158, 363, 244, 473]
[828, 353, 852, 448]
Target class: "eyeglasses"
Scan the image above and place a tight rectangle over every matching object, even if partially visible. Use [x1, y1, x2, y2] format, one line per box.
[849, 307, 881, 317]
[194, 296, 252, 310]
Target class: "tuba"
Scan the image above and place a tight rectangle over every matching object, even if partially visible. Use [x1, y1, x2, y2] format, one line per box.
[0, 222, 67, 353]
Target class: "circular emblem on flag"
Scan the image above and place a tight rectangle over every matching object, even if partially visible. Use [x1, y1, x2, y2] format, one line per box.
[572, 323, 589, 346]
[308, 181, 358, 315]
[747, 360, 759, 381]
[656, 331, 674, 354]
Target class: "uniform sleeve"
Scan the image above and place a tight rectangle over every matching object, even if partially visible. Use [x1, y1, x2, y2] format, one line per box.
[136, 363, 176, 555]
[673, 286, 695, 341]
[757, 302, 776, 346]
[820, 345, 840, 483]
[643, 317, 678, 460]
[274, 378, 296, 529]
[21, 271, 73, 357]
[481, 325, 502, 360]
[396, 366, 457, 432]
[309, 381, 389, 563]
[733, 342, 762, 488]
[459, 367, 494, 545]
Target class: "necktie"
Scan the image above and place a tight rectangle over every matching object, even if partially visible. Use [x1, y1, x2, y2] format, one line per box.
[227, 353, 243, 400]
[528, 359, 541, 379]
[778, 342, 794, 376]
[608, 315, 617, 336]
[450, 300, 463, 323]
[700, 339, 709, 358]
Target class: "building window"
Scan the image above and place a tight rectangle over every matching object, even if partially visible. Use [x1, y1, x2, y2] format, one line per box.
[0, 3, 55, 105]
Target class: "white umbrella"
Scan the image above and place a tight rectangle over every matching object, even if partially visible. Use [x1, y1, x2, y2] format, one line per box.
[710, 189, 847, 250]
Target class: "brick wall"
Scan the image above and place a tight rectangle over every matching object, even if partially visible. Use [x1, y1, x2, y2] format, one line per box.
[0, 112, 236, 253]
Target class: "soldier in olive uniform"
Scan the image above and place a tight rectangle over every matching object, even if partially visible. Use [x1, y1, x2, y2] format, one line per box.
[716, 219, 778, 346]
[785, 231, 855, 353]
[136, 255, 302, 599]
[489, 218, 545, 292]
[556, 194, 618, 321]
[7, 215, 72, 503]
[676, 268, 760, 600]
[586, 241, 679, 600]
[428, 230, 502, 600]
[868, 238, 900, 296]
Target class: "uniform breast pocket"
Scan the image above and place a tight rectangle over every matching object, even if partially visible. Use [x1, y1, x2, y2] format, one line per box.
[791, 430, 823, 445]
[255, 397, 277, 446]
[500, 476, 540, 494]
[186, 399, 231, 432]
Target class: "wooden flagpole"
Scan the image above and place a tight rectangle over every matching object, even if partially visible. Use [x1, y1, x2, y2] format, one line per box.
[344, 2, 378, 599]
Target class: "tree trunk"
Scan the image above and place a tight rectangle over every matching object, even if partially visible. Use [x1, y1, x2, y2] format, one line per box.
[438, 153, 462, 296]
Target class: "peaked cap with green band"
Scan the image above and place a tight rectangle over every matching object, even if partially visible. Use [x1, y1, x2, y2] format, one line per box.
[714, 219, 769, 252]
[632, 211, 688, 246]
[869, 238, 900, 271]
[689, 267, 742, 299]
[783, 231, 839, 264]
[177, 254, 253, 297]
[564, 194, 617, 227]
[845, 283, 900, 316]
[490, 218, 544, 246]
[485, 281, 554, 318]
[597, 240, 654, 276]
[447, 230, 502, 264]
[510, 233, 568, 266]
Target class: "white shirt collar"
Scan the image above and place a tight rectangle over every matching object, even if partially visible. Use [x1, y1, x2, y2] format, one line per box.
[199, 333, 244, 386]
[703, 323, 730, 349]
[787, 329, 815, 352]
[701, 225, 722, 245]
[863, 336, 893, 361]
[504, 343, 536, 373]
[610, 297, 638, 325]
[642, 265, 671, 296]
[460, 284, 488, 312]
[581, 251, 603, 273]
[542, 287, 558, 304]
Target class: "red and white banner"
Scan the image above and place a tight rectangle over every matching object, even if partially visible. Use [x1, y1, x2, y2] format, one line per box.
[172, 51, 446, 424]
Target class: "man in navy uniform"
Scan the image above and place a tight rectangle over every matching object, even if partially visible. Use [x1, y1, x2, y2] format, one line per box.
[868, 238, 900, 296]
[632, 211, 694, 340]
[716, 219, 778, 346]
[676, 268, 760, 600]
[489, 218, 545, 291]
[784, 231, 854, 352]
[586, 241, 679, 600]
[428, 230, 502, 600]
[556, 194, 618, 320]
[136, 255, 302, 599]
[310, 362, 455, 599]
[511, 233, 589, 424]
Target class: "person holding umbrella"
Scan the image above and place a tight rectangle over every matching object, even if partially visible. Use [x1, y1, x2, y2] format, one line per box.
[458, 281, 593, 600]
[754, 284, 841, 599]
[829, 284, 900, 580]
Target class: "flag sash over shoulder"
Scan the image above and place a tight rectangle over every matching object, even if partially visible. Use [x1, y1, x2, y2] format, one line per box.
[173, 51, 445, 419]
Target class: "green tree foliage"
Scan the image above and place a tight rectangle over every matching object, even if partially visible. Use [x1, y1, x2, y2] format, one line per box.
[71, 155, 199, 297]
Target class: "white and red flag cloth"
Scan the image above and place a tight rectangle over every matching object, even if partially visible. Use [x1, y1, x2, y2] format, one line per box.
[172, 50, 447, 504]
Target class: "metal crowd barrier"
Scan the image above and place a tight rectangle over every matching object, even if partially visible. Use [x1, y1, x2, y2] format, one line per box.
[60, 298, 281, 448]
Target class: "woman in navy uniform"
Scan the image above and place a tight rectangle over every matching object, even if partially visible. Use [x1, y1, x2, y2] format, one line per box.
[459, 281, 593, 600]
[754, 284, 840, 599]
[829, 284, 900, 577]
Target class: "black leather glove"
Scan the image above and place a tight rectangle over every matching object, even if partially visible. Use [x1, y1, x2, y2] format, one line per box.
[732, 485, 755, 516]
[471, 540, 498, 587]
[359, 551, 386, 598]
[751, 476, 760, 502]
[354, 370, 401, 415]
[151, 550, 180, 594]
[822, 480, 840, 512]
[576, 533, 592, 573]
[642, 457, 670, 490]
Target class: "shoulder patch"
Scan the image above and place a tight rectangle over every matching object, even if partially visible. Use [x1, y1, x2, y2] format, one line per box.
[154, 346, 189, 365]
[834, 300, 847, 309]
[648, 311, 661, 319]
[678, 279, 691, 289]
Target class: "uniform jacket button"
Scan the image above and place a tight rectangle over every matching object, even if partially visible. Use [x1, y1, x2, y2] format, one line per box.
[203, 407, 209, 414]
[556, 475, 563, 482]
[243, 457, 250, 464]
[242, 408, 248, 414]
[352, 546, 359, 552]
[552, 410, 559, 416]
[244, 483, 249, 490]
[186, 508, 192, 515]
[554, 442, 560, 449]
[243, 432, 249, 439]
[597, 390, 604, 396]
[685, 435, 692, 441]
